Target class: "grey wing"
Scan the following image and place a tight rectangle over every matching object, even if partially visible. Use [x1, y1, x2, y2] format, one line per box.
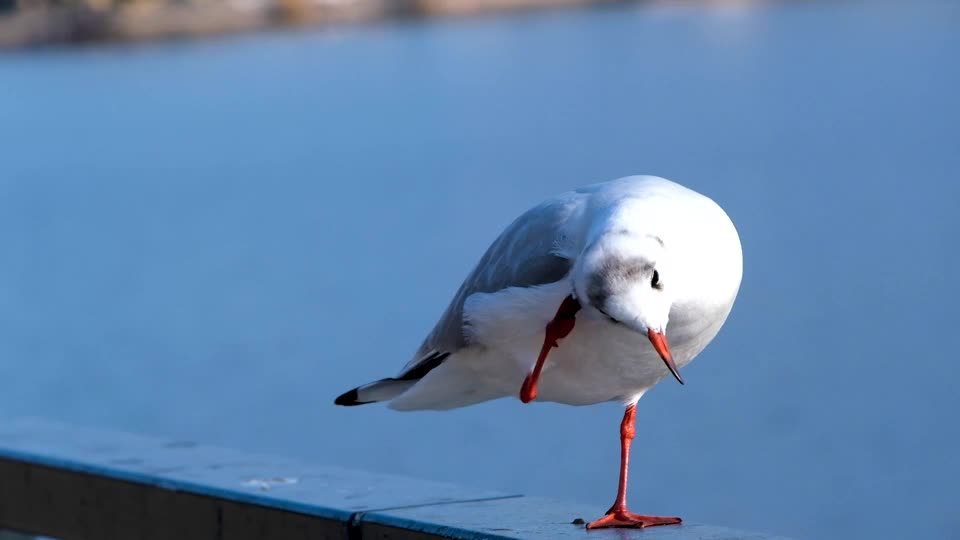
[397, 193, 583, 377]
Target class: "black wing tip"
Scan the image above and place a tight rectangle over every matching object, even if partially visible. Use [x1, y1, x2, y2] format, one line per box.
[334, 388, 373, 407]
[397, 351, 450, 381]
[337, 351, 451, 407]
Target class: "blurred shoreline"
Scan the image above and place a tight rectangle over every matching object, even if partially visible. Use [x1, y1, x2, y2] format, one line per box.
[0, 0, 630, 48]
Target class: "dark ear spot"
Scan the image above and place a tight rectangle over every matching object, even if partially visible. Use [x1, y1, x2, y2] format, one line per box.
[597, 257, 653, 283]
[587, 273, 609, 309]
[588, 256, 655, 309]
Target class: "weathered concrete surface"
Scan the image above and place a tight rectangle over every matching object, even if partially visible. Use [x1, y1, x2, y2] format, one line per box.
[0, 530, 39, 540]
[0, 418, 790, 540]
[361, 497, 795, 540]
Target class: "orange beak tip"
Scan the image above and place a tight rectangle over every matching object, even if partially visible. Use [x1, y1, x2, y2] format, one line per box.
[647, 329, 685, 385]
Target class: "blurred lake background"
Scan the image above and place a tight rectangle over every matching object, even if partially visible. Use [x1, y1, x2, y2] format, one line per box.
[1, 1, 959, 539]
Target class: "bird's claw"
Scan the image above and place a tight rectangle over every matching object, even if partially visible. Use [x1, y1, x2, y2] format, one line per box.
[584, 511, 681, 530]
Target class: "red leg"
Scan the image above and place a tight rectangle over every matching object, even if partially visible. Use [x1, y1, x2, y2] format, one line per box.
[520, 295, 581, 403]
[585, 405, 682, 530]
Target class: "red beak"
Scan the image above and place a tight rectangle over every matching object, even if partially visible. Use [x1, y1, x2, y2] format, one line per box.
[647, 329, 684, 385]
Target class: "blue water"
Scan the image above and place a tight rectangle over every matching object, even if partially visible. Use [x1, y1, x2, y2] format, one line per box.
[1, 2, 958, 538]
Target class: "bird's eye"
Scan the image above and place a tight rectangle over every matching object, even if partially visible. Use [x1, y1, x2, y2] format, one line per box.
[651, 270, 662, 290]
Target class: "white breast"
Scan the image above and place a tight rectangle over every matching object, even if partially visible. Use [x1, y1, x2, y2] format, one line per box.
[463, 278, 737, 406]
[466, 195, 740, 405]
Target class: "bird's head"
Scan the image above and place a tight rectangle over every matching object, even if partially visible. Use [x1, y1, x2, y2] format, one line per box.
[571, 231, 683, 384]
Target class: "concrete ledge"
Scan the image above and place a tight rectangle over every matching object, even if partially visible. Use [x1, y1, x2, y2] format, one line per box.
[361, 498, 792, 540]
[0, 418, 789, 540]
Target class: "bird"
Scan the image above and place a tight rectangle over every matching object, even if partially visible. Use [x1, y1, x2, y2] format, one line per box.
[335, 175, 743, 529]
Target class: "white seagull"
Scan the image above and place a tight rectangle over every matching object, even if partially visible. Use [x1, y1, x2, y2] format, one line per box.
[336, 175, 743, 529]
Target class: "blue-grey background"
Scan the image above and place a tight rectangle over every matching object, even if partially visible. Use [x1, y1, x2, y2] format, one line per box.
[1, 1, 958, 539]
